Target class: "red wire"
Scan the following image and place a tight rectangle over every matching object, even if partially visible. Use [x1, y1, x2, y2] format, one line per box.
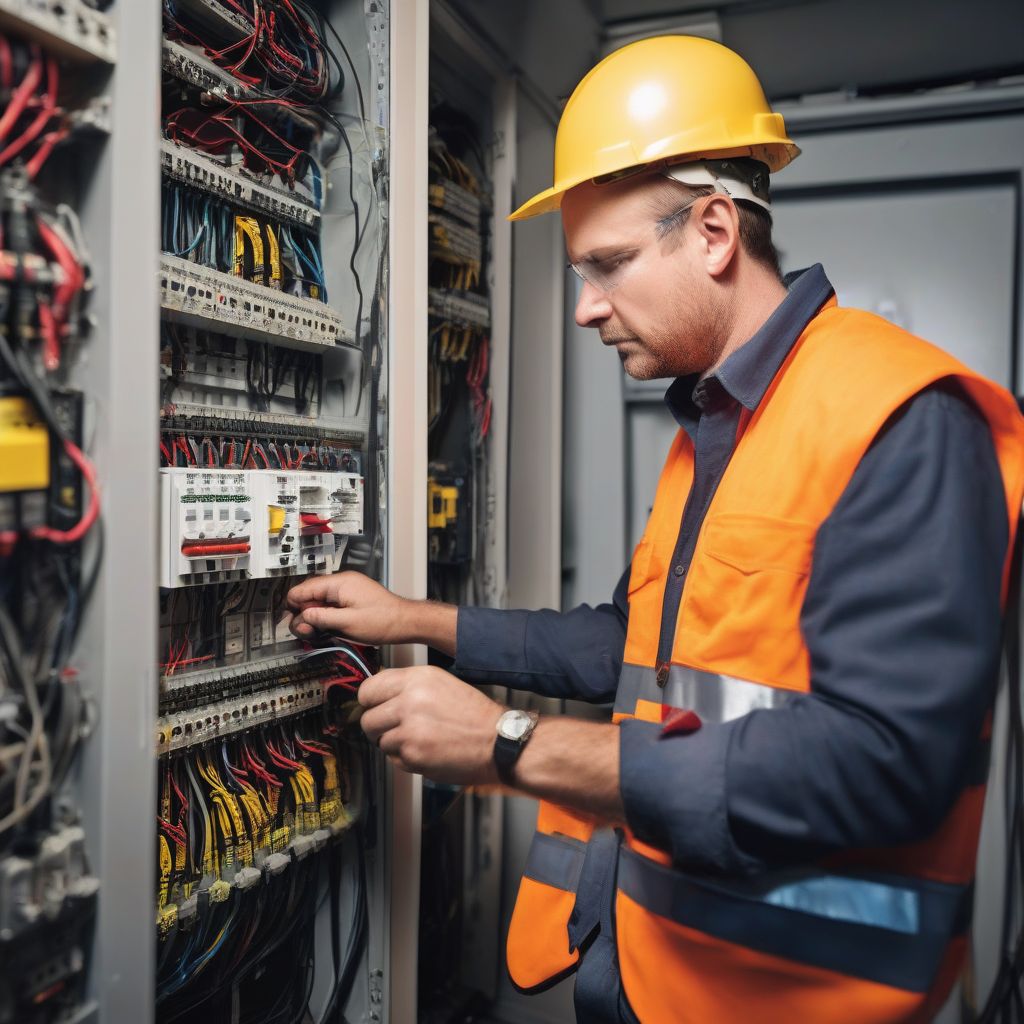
[29, 440, 99, 544]
[36, 217, 85, 328]
[0, 54, 58, 166]
[0, 37, 12, 89]
[0, 47, 41, 144]
[26, 128, 67, 179]
[178, 435, 196, 466]
[37, 299, 59, 371]
[159, 654, 214, 671]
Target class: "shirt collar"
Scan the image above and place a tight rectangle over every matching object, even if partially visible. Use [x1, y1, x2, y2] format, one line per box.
[664, 264, 836, 428]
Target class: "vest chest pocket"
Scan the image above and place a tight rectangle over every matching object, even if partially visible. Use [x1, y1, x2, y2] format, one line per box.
[627, 535, 661, 597]
[680, 514, 817, 686]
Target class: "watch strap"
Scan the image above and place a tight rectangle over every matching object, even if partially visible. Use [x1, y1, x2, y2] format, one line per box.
[494, 734, 523, 785]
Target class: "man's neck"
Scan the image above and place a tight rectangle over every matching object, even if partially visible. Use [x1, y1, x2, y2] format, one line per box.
[708, 270, 789, 376]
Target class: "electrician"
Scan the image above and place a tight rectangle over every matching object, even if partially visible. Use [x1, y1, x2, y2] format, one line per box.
[289, 36, 1024, 1024]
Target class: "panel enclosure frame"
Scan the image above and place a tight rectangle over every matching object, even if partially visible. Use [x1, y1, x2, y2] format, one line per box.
[64, 1, 413, 1021]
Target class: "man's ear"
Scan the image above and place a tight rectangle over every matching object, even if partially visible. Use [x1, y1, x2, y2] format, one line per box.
[692, 194, 739, 278]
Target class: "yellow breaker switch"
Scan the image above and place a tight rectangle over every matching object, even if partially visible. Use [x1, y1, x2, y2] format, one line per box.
[268, 504, 287, 535]
[0, 395, 50, 493]
[427, 477, 459, 529]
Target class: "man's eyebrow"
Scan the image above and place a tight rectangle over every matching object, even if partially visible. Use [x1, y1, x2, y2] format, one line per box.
[568, 242, 638, 264]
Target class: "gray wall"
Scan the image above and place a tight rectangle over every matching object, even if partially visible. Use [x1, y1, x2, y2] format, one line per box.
[603, 0, 1024, 100]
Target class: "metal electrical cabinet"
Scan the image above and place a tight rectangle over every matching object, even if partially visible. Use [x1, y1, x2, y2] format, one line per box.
[0, 1, 431, 1022]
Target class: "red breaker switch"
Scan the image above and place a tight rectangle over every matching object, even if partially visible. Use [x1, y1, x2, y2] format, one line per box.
[299, 513, 333, 536]
[181, 541, 251, 557]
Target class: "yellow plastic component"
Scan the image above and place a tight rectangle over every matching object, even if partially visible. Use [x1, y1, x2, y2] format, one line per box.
[427, 478, 460, 529]
[264, 223, 282, 289]
[158, 834, 172, 909]
[208, 879, 232, 904]
[0, 396, 50, 493]
[268, 504, 287, 534]
[157, 903, 178, 937]
[509, 35, 799, 221]
[234, 216, 266, 283]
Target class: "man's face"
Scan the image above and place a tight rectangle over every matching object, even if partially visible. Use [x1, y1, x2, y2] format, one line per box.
[562, 176, 726, 380]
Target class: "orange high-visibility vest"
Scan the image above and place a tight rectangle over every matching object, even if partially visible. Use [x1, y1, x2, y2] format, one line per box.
[506, 300, 1024, 1023]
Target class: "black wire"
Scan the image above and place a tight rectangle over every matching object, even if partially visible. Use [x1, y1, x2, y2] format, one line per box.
[334, 124, 364, 345]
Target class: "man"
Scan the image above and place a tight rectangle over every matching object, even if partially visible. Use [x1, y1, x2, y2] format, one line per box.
[289, 36, 1024, 1024]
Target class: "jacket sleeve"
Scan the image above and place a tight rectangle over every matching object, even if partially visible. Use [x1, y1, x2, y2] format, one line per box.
[450, 568, 630, 703]
[619, 383, 1009, 873]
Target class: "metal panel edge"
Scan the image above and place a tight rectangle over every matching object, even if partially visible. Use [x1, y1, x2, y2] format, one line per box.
[386, 1, 428, 1021]
[85, 2, 161, 1021]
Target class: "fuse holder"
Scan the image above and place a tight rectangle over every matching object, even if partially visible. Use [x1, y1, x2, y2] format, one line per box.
[0, 396, 50, 494]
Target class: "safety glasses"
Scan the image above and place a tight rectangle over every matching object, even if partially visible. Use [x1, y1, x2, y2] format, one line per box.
[567, 196, 702, 293]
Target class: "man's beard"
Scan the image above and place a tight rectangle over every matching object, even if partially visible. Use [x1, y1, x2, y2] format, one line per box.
[602, 293, 725, 380]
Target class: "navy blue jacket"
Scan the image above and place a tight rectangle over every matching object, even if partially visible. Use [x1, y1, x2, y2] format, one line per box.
[453, 264, 1008, 876]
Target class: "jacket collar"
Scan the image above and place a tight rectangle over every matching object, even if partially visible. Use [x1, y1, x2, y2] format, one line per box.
[665, 264, 836, 429]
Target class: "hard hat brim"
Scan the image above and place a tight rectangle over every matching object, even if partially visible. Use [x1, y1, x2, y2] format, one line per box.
[508, 141, 801, 222]
[508, 184, 566, 222]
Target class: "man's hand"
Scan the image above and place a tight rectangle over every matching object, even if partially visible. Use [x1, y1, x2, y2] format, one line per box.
[288, 572, 410, 644]
[287, 572, 458, 654]
[358, 666, 503, 785]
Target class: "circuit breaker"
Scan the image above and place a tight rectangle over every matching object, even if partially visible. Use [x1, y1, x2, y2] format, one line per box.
[159, 467, 364, 586]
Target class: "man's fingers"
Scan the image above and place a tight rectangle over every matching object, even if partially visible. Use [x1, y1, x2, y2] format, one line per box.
[286, 577, 338, 611]
[358, 669, 409, 709]
[289, 614, 316, 639]
[360, 702, 402, 745]
[289, 606, 347, 636]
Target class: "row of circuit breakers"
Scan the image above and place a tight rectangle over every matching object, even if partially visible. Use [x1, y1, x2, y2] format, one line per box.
[160, 468, 364, 587]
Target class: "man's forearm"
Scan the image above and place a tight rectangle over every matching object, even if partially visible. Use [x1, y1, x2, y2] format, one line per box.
[404, 599, 458, 656]
[508, 717, 624, 822]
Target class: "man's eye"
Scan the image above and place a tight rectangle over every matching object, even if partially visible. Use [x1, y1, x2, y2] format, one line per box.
[598, 253, 632, 273]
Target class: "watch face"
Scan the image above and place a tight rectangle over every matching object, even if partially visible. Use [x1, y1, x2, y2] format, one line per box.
[499, 710, 530, 740]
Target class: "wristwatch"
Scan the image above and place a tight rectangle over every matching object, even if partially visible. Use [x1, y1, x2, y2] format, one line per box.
[493, 709, 540, 784]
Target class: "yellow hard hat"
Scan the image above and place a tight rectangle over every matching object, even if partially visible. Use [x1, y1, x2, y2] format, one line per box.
[509, 35, 799, 221]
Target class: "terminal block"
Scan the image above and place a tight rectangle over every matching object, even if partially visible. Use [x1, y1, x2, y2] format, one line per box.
[161, 140, 321, 229]
[0, 0, 116, 64]
[160, 255, 353, 352]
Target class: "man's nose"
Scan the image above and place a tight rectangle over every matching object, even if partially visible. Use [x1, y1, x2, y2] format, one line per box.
[574, 280, 613, 328]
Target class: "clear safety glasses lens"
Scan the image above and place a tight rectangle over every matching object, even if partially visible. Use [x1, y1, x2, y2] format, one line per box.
[567, 254, 637, 293]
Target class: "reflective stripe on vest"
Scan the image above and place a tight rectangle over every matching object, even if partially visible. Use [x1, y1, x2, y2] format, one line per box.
[524, 830, 587, 892]
[617, 845, 970, 993]
[614, 661, 793, 720]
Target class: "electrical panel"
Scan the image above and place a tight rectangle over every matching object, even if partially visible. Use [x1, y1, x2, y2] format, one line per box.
[0, 3, 112, 1021]
[426, 109, 494, 604]
[418, 61, 510, 1017]
[154, 2, 389, 1022]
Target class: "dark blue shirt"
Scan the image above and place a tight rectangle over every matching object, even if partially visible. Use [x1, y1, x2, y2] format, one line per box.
[453, 264, 1008, 872]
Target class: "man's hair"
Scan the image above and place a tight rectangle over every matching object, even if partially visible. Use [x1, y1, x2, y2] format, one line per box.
[644, 159, 782, 280]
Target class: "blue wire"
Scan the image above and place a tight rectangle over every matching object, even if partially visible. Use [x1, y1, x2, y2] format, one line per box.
[283, 227, 324, 297]
[310, 159, 322, 209]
